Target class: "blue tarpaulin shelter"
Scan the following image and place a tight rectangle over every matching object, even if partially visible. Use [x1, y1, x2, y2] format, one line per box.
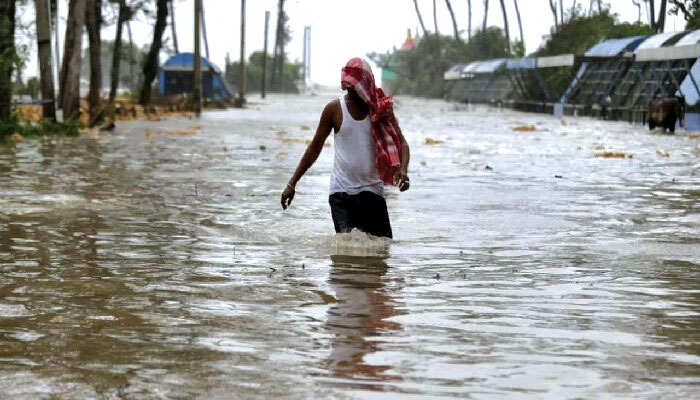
[158, 53, 234, 101]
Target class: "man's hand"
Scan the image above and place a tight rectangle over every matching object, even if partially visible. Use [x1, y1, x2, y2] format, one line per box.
[394, 170, 410, 192]
[281, 184, 295, 209]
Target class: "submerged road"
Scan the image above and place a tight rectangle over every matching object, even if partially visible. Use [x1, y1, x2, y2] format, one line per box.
[0, 94, 699, 399]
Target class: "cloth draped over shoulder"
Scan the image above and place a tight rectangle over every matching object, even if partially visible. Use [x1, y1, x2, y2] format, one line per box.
[340, 58, 402, 185]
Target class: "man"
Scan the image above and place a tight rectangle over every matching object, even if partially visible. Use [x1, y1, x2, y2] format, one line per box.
[280, 58, 410, 239]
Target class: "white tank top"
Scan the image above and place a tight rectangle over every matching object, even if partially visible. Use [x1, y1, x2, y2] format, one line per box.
[329, 95, 383, 196]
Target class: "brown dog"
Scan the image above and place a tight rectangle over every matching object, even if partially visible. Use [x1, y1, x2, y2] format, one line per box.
[649, 96, 685, 133]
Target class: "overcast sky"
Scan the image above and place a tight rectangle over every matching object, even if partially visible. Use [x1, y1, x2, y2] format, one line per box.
[26, 0, 685, 88]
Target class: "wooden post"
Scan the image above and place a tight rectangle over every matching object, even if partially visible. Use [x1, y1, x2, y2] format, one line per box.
[236, 0, 246, 107]
[193, 0, 202, 115]
[35, 0, 56, 121]
[261, 10, 269, 99]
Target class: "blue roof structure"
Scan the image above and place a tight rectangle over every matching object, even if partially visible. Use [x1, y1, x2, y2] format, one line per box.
[159, 53, 233, 101]
[585, 36, 646, 56]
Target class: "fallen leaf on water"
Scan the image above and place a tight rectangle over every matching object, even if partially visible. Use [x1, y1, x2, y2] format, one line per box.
[593, 144, 606, 150]
[425, 137, 445, 145]
[595, 151, 633, 159]
[187, 124, 202, 130]
[276, 150, 288, 158]
[688, 133, 700, 139]
[512, 125, 537, 132]
[300, 125, 311, 131]
[656, 150, 670, 157]
[9, 132, 23, 141]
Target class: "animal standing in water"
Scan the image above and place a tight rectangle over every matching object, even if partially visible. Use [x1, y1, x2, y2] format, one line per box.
[648, 96, 685, 133]
[280, 58, 410, 239]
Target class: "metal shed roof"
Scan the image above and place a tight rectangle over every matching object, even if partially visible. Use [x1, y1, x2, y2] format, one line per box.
[506, 58, 536, 70]
[585, 36, 645, 56]
[675, 30, 700, 46]
[473, 59, 506, 73]
[635, 32, 680, 52]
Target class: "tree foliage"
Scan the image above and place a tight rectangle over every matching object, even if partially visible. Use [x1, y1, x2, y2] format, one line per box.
[670, 0, 700, 29]
[369, 27, 512, 98]
[225, 51, 301, 94]
[536, 10, 655, 57]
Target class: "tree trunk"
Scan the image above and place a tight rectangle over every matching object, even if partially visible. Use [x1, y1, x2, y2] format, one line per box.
[656, 0, 667, 32]
[549, 0, 558, 30]
[559, 0, 564, 25]
[433, 0, 439, 35]
[127, 20, 134, 90]
[649, 0, 656, 27]
[85, 0, 102, 126]
[201, 0, 210, 60]
[0, 0, 16, 121]
[412, 0, 428, 38]
[139, 0, 168, 106]
[499, 0, 510, 53]
[193, 0, 201, 113]
[513, 0, 524, 54]
[35, 0, 57, 121]
[109, 0, 128, 105]
[445, 0, 459, 41]
[60, 0, 86, 121]
[483, 0, 489, 31]
[274, 0, 285, 91]
[467, 0, 472, 39]
[236, 0, 246, 106]
[169, 0, 178, 54]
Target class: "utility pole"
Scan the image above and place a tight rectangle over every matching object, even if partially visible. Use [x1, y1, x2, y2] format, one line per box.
[306, 26, 310, 84]
[169, 0, 178, 54]
[35, 0, 56, 121]
[236, 0, 246, 107]
[261, 10, 269, 99]
[193, 0, 202, 115]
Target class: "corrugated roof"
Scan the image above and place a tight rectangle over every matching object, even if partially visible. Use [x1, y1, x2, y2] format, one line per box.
[635, 32, 680, 51]
[162, 52, 219, 73]
[473, 59, 506, 73]
[675, 30, 700, 46]
[462, 62, 483, 74]
[680, 60, 700, 105]
[585, 36, 645, 56]
[506, 58, 536, 70]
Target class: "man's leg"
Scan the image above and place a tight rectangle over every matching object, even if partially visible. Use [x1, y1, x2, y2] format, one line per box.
[355, 192, 393, 239]
[329, 193, 355, 233]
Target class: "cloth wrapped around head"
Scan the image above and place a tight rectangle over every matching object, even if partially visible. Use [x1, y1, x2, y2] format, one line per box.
[341, 58, 402, 185]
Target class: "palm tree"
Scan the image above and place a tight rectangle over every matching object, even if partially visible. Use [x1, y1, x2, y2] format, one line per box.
[433, 0, 439, 35]
[413, 0, 428, 37]
[549, 0, 558, 31]
[513, 0, 524, 54]
[467, 0, 472, 39]
[445, 0, 460, 41]
[483, 0, 489, 31]
[499, 0, 510, 53]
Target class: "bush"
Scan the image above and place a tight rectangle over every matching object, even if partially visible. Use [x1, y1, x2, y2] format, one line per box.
[0, 113, 83, 142]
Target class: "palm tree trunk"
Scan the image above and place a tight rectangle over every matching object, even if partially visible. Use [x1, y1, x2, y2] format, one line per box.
[85, 0, 102, 126]
[139, 0, 168, 106]
[483, 0, 489, 31]
[549, 0, 558, 30]
[499, 0, 510, 53]
[0, 0, 16, 121]
[169, 0, 178, 54]
[467, 0, 472, 39]
[109, 0, 128, 105]
[444, 0, 460, 41]
[513, 0, 524, 54]
[413, 0, 428, 37]
[36, 0, 57, 121]
[60, 0, 86, 121]
[649, 0, 656, 27]
[656, 0, 667, 32]
[559, 0, 564, 25]
[433, 0, 439, 36]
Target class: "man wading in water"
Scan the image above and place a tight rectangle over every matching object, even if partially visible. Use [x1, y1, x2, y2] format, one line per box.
[280, 58, 410, 239]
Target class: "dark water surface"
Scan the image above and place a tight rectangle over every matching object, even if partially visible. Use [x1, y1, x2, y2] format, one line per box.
[0, 94, 698, 399]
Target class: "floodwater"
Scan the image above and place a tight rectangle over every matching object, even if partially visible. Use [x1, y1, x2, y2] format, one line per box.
[0, 94, 699, 399]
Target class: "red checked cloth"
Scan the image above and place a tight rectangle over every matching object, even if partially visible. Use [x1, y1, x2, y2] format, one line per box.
[341, 58, 402, 185]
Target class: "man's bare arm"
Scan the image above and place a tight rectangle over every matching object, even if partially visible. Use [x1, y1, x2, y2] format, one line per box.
[281, 101, 336, 209]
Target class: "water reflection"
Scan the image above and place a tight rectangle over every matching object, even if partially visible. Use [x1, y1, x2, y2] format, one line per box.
[326, 254, 401, 383]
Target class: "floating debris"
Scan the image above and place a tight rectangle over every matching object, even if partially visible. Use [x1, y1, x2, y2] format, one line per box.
[554, 175, 563, 178]
[259, 145, 267, 151]
[595, 151, 633, 159]
[485, 165, 493, 170]
[425, 137, 445, 145]
[656, 150, 670, 157]
[512, 125, 537, 132]
[9, 132, 23, 141]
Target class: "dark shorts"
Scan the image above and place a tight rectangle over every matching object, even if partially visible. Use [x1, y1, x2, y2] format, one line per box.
[329, 191, 393, 239]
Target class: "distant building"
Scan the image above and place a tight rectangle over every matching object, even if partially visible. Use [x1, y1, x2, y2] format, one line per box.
[158, 53, 234, 101]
